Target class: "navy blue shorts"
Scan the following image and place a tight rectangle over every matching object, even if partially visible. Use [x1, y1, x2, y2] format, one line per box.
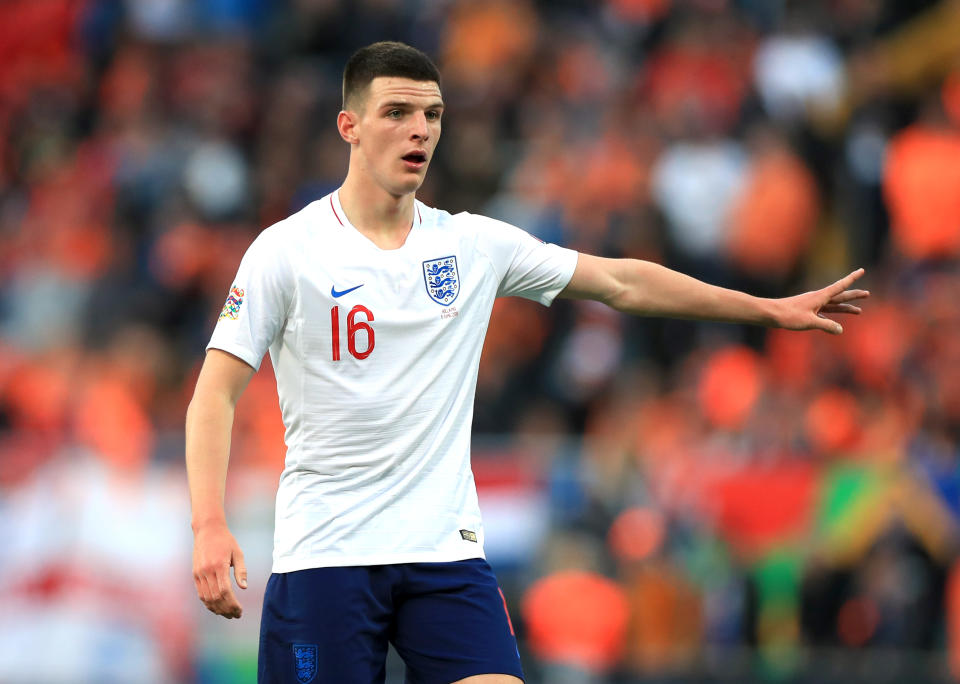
[258, 558, 524, 684]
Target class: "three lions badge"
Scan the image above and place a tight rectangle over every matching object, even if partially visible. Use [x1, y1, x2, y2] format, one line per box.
[422, 256, 459, 305]
[292, 644, 317, 683]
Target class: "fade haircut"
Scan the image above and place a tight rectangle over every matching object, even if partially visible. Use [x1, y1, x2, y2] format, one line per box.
[342, 41, 441, 111]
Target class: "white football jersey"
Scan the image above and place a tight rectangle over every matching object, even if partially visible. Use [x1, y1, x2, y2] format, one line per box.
[207, 190, 578, 571]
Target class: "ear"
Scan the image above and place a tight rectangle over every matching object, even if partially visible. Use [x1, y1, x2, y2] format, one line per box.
[337, 110, 359, 145]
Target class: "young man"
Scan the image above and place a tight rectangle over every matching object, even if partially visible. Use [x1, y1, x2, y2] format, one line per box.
[187, 42, 868, 683]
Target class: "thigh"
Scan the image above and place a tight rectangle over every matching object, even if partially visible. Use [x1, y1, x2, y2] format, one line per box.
[258, 566, 396, 684]
[393, 559, 524, 684]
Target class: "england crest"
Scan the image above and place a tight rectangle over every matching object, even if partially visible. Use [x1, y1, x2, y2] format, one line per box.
[292, 644, 317, 683]
[422, 255, 460, 305]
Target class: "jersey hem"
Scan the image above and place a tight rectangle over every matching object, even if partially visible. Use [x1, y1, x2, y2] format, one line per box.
[205, 341, 261, 372]
[535, 248, 579, 306]
[272, 548, 487, 573]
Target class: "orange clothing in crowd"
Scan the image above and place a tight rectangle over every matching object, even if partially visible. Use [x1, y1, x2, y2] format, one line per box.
[522, 570, 630, 672]
[643, 28, 753, 135]
[623, 562, 702, 672]
[884, 124, 960, 260]
[727, 149, 818, 278]
[698, 346, 764, 430]
[441, 1, 538, 88]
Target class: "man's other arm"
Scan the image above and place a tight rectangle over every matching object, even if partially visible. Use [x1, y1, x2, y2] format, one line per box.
[560, 255, 868, 334]
[186, 349, 256, 619]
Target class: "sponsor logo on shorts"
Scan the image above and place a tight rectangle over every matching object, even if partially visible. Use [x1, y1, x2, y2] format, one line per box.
[219, 286, 245, 320]
[459, 529, 477, 542]
[292, 643, 317, 683]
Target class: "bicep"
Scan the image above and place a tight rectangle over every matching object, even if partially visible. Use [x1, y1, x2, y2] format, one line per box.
[193, 349, 257, 407]
[558, 253, 624, 304]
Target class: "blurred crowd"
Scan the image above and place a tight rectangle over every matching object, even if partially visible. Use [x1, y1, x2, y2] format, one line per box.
[2, 0, 960, 681]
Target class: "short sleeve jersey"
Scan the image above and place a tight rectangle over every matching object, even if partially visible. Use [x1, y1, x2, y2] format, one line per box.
[207, 191, 578, 572]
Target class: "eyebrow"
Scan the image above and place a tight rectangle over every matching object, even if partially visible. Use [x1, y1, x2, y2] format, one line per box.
[379, 100, 445, 110]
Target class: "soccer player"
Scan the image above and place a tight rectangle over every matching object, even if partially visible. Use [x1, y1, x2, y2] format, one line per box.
[186, 42, 868, 684]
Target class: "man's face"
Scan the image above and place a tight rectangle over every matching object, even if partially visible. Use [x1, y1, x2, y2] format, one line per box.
[351, 77, 444, 197]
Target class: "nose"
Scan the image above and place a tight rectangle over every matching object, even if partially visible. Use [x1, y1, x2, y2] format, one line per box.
[410, 111, 429, 141]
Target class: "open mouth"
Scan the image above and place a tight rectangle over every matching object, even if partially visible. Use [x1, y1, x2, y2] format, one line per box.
[402, 152, 427, 166]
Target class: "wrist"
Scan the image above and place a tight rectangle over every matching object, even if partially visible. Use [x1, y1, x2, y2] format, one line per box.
[191, 514, 228, 534]
[759, 297, 783, 328]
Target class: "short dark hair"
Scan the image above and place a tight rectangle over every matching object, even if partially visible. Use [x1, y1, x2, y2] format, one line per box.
[342, 41, 441, 110]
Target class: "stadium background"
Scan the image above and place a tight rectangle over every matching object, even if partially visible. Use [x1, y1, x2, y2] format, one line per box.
[2, 0, 960, 681]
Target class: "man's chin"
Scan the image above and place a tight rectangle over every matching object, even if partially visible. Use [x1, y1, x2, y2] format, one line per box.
[391, 174, 426, 196]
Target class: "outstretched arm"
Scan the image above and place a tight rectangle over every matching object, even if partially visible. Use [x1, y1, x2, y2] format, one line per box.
[560, 255, 869, 334]
[186, 349, 256, 619]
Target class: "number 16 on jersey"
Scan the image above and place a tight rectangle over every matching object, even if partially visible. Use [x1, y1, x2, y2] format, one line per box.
[330, 305, 375, 361]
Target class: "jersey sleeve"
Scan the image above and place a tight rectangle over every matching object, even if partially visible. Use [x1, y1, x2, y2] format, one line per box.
[206, 226, 295, 371]
[472, 214, 579, 305]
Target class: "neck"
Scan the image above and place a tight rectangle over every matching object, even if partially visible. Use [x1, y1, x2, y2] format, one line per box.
[338, 171, 416, 250]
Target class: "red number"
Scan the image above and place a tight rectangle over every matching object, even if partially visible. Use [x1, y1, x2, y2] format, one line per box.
[330, 306, 341, 361]
[331, 304, 375, 361]
[347, 305, 375, 359]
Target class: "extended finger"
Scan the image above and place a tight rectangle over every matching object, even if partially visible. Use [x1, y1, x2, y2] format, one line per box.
[821, 303, 862, 314]
[814, 314, 844, 335]
[829, 288, 870, 304]
[828, 268, 865, 297]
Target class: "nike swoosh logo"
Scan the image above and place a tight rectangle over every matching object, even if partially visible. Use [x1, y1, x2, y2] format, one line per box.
[331, 283, 364, 298]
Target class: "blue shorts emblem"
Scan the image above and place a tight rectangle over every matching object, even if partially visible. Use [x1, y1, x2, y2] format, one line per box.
[292, 644, 317, 683]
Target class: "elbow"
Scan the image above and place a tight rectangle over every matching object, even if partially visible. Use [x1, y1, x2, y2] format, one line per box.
[605, 290, 631, 313]
[606, 287, 649, 316]
[604, 259, 652, 315]
[599, 270, 631, 312]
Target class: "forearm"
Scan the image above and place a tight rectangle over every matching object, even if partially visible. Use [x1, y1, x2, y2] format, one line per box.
[186, 393, 236, 531]
[607, 259, 779, 326]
